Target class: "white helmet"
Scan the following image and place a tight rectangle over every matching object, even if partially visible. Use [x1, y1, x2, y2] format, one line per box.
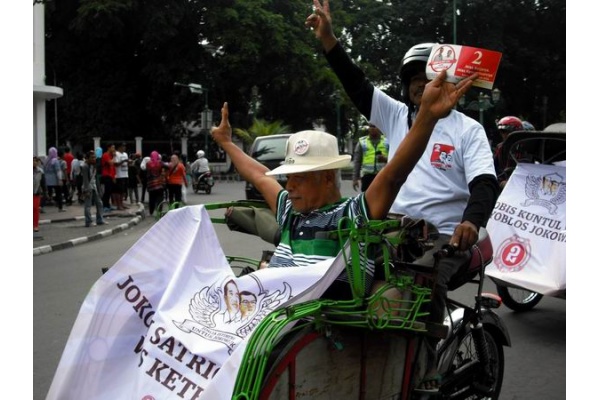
[196, 150, 205, 158]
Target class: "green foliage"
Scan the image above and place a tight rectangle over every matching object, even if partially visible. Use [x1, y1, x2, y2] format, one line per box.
[233, 118, 292, 147]
[44, 0, 566, 150]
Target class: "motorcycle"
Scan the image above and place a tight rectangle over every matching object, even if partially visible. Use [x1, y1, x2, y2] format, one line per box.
[193, 170, 215, 194]
[486, 125, 566, 312]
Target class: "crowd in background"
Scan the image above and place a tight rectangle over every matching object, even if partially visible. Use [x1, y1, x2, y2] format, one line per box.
[33, 144, 198, 232]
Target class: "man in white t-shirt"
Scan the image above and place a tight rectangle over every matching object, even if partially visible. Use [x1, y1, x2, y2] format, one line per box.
[114, 143, 129, 210]
[190, 150, 210, 177]
[308, 1, 500, 392]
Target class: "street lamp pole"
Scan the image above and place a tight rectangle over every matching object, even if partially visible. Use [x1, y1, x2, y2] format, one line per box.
[174, 82, 211, 154]
[478, 92, 491, 127]
[333, 90, 342, 152]
[453, 0, 457, 44]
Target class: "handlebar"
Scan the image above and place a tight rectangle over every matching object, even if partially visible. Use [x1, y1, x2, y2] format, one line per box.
[437, 244, 458, 258]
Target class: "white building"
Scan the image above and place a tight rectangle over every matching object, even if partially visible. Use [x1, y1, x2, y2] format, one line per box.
[33, 1, 63, 157]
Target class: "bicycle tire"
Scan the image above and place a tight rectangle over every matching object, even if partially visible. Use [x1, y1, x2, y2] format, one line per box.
[496, 284, 543, 312]
[155, 200, 171, 220]
[440, 326, 504, 400]
[170, 201, 183, 210]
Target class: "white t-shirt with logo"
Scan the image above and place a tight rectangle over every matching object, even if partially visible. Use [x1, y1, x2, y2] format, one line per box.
[370, 89, 495, 235]
[115, 151, 129, 179]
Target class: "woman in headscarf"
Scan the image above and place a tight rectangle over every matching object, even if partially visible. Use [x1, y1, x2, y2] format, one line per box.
[145, 151, 166, 215]
[44, 147, 66, 211]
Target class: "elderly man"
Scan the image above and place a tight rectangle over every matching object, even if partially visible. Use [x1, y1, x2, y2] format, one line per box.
[211, 70, 476, 300]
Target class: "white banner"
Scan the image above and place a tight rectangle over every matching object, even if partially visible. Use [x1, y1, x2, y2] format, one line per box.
[47, 205, 348, 400]
[486, 163, 566, 296]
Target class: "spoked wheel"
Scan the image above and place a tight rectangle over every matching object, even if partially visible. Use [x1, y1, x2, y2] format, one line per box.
[441, 328, 504, 400]
[496, 284, 543, 312]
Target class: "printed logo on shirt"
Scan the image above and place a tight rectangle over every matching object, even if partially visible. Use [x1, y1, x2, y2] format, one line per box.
[430, 143, 455, 171]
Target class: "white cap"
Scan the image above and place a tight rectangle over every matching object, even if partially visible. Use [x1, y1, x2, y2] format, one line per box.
[265, 130, 350, 176]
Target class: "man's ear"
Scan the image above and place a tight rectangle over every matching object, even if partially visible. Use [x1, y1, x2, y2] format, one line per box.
[324, 170, 336, 185]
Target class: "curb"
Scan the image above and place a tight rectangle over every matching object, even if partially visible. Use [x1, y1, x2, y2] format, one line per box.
[33, 206, 147, 257]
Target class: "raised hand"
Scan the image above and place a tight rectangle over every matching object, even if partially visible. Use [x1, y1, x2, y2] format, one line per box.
[210, 102, 233, 146]
[305, 0, 336, 48]
[419, 71, 479, 120]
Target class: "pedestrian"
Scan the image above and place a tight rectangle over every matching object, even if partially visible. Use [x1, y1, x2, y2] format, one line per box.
[33, 156, 46, 232]
[95, 147, 103, 198]
[166, 153, 188, 204]
[43, 147, 66, 212]
[146, 151, 166, 216]
[101, 143, 117, 213]
[352, 123, 389, 192]
[71, 152, 84, 204]
[127, 153, 141, 204]
[57, 148, 71, 206]
[81, 150, 107, 227]
[114, 142, 129, 210]
[306, 1, 499, 392]
[139, 155, 150, 203]
[62, 145, 74, 205]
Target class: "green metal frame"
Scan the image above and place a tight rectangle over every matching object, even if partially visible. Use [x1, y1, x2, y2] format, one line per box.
[154, 200, 184, 221]
[205, 201, 432, 399]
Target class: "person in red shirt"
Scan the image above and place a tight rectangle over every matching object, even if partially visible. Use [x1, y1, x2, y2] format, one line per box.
[62, 146, 75, 205]
[166, 153, 188, 204]
[101, 143, 117, 212]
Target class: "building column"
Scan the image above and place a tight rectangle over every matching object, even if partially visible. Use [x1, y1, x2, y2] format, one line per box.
[93, 137, 101, 151]
[135, 136, 143, 155]
[181, 135, 189, 159]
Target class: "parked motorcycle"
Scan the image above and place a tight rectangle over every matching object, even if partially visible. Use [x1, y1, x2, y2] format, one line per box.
[193, 171, 215, 194]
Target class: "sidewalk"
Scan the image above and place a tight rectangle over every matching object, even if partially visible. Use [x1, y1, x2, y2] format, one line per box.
[33, 200, 147, 256]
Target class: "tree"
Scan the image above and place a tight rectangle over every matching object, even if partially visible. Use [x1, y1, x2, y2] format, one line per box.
[233, 118, 291, 151]
[44, 0, 565, 151]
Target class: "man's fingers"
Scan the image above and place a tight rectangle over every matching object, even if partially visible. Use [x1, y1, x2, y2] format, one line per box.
[221, 102, 229, 123]
[312, 0, 328, 17]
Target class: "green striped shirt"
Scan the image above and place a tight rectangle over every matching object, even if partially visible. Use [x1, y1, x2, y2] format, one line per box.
[269, 190, 375, 288]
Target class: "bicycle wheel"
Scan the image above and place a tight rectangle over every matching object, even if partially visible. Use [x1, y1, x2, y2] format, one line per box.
[170, 201, 183, 210]
[154, 200, 171, 220]
[440, 327, 504, 400]
[496, 284, 543, 312]
[259, 326, 410, 400]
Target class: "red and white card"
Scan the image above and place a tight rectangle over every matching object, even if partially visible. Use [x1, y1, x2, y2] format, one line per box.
[425, 44, 502, 90]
